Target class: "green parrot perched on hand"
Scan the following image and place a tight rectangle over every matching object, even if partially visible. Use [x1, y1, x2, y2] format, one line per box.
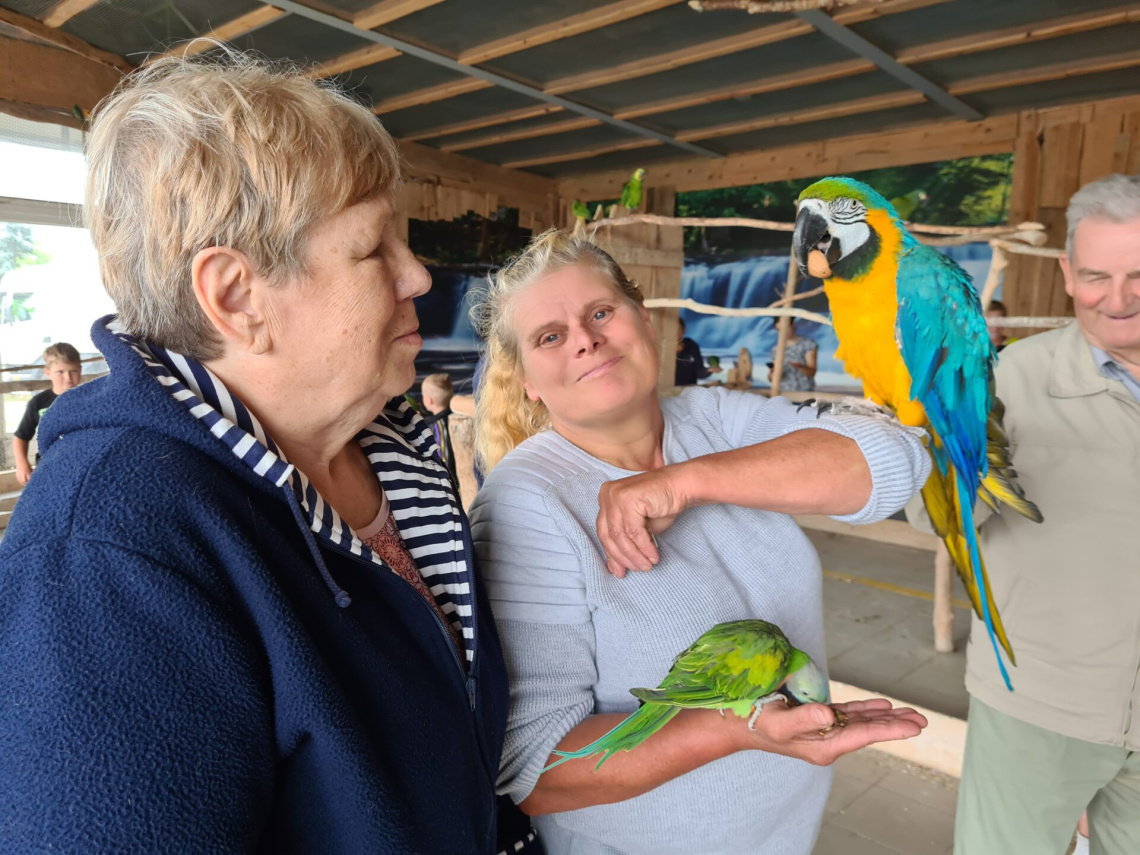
[791, 177, 1042, 691]
[608, 168, 646, 217]
[543, 619, 837, 772]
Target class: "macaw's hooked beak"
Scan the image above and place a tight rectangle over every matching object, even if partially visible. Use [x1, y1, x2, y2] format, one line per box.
[792, 207, 836, 279]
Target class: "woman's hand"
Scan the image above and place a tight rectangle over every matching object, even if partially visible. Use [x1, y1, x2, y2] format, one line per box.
[733, 698, 928, 766]
[596, 465, 690, 576]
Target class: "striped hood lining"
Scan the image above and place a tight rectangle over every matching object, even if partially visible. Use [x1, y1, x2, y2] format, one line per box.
[105, 319, 476, 661]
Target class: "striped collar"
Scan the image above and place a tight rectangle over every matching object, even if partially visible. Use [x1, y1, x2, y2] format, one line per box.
[106, 320, 476, 662]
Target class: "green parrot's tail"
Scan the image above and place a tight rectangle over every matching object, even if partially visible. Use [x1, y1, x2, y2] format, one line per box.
[543, 704, 680, 774]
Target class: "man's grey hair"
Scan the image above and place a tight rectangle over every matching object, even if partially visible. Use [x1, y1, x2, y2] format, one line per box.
[1066, 174, 1140, 258]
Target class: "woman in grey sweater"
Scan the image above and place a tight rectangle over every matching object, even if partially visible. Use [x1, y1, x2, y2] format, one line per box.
[468, 231, 930, 855]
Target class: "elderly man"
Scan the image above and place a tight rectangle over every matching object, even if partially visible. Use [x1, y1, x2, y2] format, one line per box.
[944, 173, 1140, 855]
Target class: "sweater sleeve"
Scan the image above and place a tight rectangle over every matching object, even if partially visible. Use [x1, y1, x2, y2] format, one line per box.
[469, 472, 598, 804]
[709, 387, 932, 525]
[0, 538, 274, 852]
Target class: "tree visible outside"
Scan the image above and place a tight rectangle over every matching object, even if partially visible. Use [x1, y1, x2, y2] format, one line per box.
[0, 223, 52, 322]
[626, 154, 1013, 256]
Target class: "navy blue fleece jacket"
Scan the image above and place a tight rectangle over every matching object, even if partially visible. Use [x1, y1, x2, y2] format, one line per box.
[0, 320, 513, 853]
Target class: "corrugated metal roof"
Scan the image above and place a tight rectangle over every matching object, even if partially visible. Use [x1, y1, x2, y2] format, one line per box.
[6, 0, 1140, 180]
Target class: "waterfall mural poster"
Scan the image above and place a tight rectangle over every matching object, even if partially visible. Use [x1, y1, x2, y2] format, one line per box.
[412, 243, 994, 393]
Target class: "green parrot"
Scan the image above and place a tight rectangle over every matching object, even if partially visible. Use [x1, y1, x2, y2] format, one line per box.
[572, 199, 591, 223]
[707, 355, 721, 370]
[888, 189, 928, 221]
[543, 619, 835, 773]
[609, 167, 646, 217]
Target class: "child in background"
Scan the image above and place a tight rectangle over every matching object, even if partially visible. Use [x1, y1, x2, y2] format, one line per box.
[13, 343, 82, 485]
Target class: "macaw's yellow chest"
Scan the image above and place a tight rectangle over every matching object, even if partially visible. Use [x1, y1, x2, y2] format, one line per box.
[823, 266, 918, 414]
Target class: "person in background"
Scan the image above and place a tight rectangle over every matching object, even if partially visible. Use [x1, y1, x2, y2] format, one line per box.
[674, 316, 711, 385]
[908, 174, 1140, 855]
[468, 229, 930, 855]
[985, 299, 1018, 352]
[767, 319, 818, 392]
[12, 342, 82, 485]
[421, 372, 460, 494]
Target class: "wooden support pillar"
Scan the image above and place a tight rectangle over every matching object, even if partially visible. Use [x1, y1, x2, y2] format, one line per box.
[768, 252, 800, 398]
[932, 542, 955, 654]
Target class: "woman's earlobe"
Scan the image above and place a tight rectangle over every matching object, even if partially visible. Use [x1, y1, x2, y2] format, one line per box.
[192, 247, 267, 355]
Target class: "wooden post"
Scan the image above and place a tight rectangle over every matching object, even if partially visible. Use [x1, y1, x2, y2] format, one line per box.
[768, 250, 799, 398]
[933, 542, 955, 653]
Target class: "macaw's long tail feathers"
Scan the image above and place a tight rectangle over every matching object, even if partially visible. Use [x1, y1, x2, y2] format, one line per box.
[981, 393, 1043, 523]
[953, 469, 1013, 691]
[542, 704, 680, 774]
[921, 467, 1016, 670]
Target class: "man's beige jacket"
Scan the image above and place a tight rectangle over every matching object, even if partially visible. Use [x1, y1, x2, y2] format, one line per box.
[910, 321, 1140, 749]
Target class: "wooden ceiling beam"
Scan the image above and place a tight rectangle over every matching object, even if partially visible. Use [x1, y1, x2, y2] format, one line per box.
[677, 90, 925, 142]
[400, 104, 564, 141]
[897, 4, 1140, 65]
[615, 58, 873, 120]
[441, 117, 601, 152]
[949, 50, 1140, 97]
[399, 138, 558, 210]
[0, 5, 131, 73]
[557, 112, 1018, 198]
[309, 43, 400, 78]
[150, 6, 287, 62]
[371, 77, 492, 114]
[353, 0, 446, 31]
[0, 35, 124, 116]
[42, 0, 102, 28]
[458, 0, 678, 66]
[603, 5, 1140, 125]
[502, 137, 659, 170]
[544, 0, 947, 95]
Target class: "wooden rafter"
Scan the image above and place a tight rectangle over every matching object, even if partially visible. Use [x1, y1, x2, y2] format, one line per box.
[442, 117, 601, 152]
[544, 0, 947, 94]
[502, 137, 659, 170]
[354, 0, 446, 31]
[615, 58, 872, 120]
[0, 5, 132, 73]
[400, 104, 564, 141]
[676, 90, 925, 142]
[309, 43, 400, 78]
[531, 44, 1140, 167]
[371, 77, 492, 114]
[558, 112, 1019, 198]
[1, 35, 125, 115]
[896, 5, 1140, 65]
[592, 5, 1140, 127]
[150, 6, 287, 62]
[543, 18, 810, 95]
[949, 50, 1140, 97]
[42, 0, 102, 28]
[457, 0, 678, 66]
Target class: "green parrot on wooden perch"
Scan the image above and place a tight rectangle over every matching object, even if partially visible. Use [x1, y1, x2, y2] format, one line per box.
[543, 619, 839, 772]
[609, 167, 647, 217]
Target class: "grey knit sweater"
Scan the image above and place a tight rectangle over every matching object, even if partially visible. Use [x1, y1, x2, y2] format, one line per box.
[469, 387, 930, 855]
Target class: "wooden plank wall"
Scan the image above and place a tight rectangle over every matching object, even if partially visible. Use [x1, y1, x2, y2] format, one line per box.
[588, 186, 683, 391]
[1004, 95, 1140, 326]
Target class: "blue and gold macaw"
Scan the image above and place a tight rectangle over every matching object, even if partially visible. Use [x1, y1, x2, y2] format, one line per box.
[791, 177, 1042, 690]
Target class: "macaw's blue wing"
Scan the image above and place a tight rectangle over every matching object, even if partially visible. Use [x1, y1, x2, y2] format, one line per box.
[896, 245, 1015, 690]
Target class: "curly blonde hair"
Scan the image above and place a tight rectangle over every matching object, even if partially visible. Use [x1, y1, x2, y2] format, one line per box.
[469, 229, 644, 472]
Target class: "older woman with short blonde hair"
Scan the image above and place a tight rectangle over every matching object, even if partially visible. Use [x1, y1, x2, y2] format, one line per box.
[469, 229, 931, 855]
[0, 52, 533, 855]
